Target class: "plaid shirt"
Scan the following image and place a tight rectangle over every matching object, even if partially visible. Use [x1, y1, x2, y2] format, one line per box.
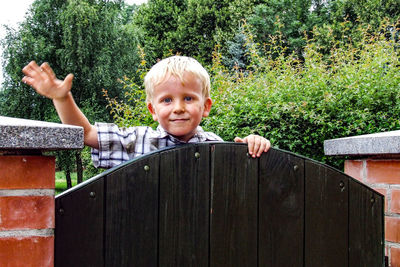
[91, 122, 223, 168]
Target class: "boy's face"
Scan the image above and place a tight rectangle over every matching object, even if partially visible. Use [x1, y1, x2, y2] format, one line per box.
[147, 72, 212, 142]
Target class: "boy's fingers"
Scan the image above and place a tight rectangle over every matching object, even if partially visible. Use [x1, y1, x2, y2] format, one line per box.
[41, 62, 56, 80]
[265, 139, 271, 152]
[255, 139, 265, 157]
[252, 136, 262, 158]
[257, 139, 271, 156]
[22, 76, 34, 86]
[252, 137, 271, 157]
[235, 136, 271, 157]
[22, 63, 35, 76]
[28, 61, 41, 74]
[246, 135, 256, 157]
[23, 61, 43, 79]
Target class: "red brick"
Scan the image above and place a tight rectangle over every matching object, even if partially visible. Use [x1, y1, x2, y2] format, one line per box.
[0, 156, 55, 189]
[344, 160, 363, 181]
[392, 189, 400, 214]
[373, 188, 388, 213]
[0, 196, 54, 230]
[365, 160, 400, 184]
[386, 216, 400, 243]
[0, 236, 53, 267]
[391, 247, 400, 267]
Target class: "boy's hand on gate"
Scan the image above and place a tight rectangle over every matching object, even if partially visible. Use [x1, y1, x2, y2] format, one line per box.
[234, 135, 271, 158]
[22, 61, 73, 101]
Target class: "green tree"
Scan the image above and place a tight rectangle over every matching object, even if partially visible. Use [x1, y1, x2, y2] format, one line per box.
[331, 0, 400, 27]
[245, 0, 400, 61]
[134, 0, 259, 65]
[173, 0, 259, 63]
[133, 0, 186, 63]
[303, 0, 400, 59]
[58, 0, 140, 111]
[246, 0, 331, 58]
[1, 0, 140, 184]
[1, 0, 65, 121]
[1, 0, 140, 119]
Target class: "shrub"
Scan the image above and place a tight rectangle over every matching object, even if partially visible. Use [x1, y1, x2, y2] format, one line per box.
[106, 22, 400, 169]
[203, 21, 400, 168]
[104, 46, 155, 128]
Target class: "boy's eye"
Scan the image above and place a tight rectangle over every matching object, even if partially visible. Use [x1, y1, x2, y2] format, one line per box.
[162, 98, 172, 103]
[184, 96, 192, 101]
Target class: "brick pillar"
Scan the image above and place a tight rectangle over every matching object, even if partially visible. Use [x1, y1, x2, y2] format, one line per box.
[0, 155, 55, 266]
[345, 159, 400, 267]
[0, 116, 83, 267]
[325, 130, 400, 267]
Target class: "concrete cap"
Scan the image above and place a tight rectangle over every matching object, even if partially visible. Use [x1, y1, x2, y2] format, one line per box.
[324, 130, 400, 156]
[0, 116, 84, 150]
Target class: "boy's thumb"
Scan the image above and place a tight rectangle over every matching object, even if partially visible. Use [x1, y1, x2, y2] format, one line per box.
[64, 74, 74, 88]
[234, 137, 245, 143]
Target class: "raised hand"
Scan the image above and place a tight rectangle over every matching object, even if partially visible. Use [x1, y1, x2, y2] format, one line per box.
[22, 61, 73, 100]
[234, 134, 271, 158]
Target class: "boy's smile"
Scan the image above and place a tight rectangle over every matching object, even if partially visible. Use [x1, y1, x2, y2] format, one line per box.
[147, 72, 212, 142]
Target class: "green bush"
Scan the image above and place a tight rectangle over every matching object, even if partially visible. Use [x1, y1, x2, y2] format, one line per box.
[107, 22, 400, 169]
[104, 46, 155, 128]
[203, 22, 400, 168]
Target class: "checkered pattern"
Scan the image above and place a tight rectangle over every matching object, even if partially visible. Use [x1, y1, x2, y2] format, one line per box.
[91, 122, 223, 168]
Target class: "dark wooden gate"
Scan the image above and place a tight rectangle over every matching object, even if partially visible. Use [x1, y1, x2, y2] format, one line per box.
[55, 143, 384, 267]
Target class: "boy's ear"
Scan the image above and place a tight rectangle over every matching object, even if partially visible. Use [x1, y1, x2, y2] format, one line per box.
[202, 97, 213, 117]
[147, 102, 158, 121]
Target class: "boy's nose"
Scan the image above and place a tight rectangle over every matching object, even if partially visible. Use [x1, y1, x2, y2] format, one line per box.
[173, 100, 185, 113]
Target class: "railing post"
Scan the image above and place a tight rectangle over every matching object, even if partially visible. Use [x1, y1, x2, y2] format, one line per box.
[0, 116, 83, 267]
[325, 131, 400, 267]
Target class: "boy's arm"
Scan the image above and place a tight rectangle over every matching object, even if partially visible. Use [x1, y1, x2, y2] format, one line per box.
[52, 92, 99, 149]
[234, 135, 271, 158]
[22, 61, 99, 149]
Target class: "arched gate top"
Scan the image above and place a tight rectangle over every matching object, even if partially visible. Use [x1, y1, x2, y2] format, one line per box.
[55, 142, 384, 267]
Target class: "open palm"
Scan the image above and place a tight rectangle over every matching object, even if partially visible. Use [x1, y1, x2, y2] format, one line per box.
[22, 61, 73, 100]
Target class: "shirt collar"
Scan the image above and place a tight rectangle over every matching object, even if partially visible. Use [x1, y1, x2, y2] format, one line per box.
[155, 125, 207, 143]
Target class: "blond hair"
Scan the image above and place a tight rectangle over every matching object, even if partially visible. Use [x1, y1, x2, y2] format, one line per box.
[144, 56, 210, 103]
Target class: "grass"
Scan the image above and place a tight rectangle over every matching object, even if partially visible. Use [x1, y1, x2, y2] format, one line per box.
[55, 171, 78, 195]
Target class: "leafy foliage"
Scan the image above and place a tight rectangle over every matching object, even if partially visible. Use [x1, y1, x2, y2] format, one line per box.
[106, 19, 400, 169]
[2, 0, 400, 178]
[103, 47, 155, 128]
[134, 0, 258, 65]
[132, 0, 186, 64]
[0, 0, 140, 181]
[1, 0, 139, 121]
[202, 22, 400, 168]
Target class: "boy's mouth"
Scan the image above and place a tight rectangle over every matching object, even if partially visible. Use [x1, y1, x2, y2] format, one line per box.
[170, 118, 189, 122]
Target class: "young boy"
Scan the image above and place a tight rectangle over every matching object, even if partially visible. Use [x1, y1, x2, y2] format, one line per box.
[22, 56, 270, 168]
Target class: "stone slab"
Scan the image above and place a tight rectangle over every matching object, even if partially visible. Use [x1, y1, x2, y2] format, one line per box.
[324, 130, 400, 156]
[0, 116, 83, 150]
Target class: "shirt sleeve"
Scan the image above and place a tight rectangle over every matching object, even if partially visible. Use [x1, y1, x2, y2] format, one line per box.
[91, 122, 137, 169]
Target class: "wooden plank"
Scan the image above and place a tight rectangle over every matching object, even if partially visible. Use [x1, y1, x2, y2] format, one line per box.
[305, 160, 348, 267]
[105, 155, 159, 267]
[159, 144, 210, 267]
[259, 149, 304, 266]
[210, 143, 258, 267]
[349, 179, 384, 266]
[55, 178, 104, 267]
